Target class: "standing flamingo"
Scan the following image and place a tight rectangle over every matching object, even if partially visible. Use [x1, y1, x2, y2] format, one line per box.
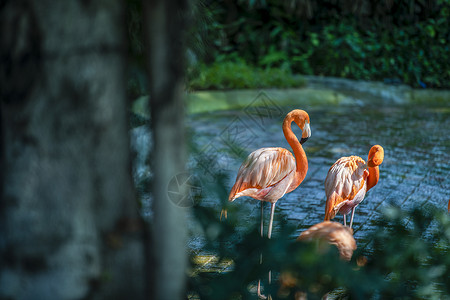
[228, 109, 311, 298]
[324, 145, 384, 228]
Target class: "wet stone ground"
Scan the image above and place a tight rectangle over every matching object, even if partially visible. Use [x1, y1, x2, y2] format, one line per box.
[185, 89, 450, 258]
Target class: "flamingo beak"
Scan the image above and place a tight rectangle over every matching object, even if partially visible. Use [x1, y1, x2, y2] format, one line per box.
[301, 122, 311, 145]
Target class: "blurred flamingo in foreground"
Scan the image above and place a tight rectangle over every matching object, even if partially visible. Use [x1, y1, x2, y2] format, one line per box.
[228, 109, 311, 298]
[324, 145, 384, 228]
[297, 221, 356, 261]
[279, 221, 356, 299]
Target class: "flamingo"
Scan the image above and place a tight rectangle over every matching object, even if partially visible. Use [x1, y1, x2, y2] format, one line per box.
[297, 221, 356, 261]
[324, 145, 384, 229]
[278, 222, 356, 298]
[228, 109, 311, 298]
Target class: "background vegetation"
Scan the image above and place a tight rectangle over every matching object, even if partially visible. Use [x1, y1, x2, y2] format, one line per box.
[187, 0, 450, 90]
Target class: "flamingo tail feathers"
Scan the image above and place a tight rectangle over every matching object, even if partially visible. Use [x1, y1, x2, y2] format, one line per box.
[324, 193, 341, 221]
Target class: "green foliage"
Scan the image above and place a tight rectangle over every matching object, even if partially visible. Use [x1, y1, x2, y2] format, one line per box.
[188, 60, 305, 90]
[361, 206, 450, 299]
[192, 0, 450, 89]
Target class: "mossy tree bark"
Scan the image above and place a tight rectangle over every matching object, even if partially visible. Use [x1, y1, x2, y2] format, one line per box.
[0, 1, 145, 299]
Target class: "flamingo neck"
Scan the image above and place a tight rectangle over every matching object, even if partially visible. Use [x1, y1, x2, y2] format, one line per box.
[283, 117, 308, 188]
[367, 166, 379, 191]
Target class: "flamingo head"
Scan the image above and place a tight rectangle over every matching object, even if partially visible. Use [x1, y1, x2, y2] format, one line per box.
[291, 110, 311, 144]
[300, 121, 311, 144]
[367, 145, 384, 168]
[283, 109, 311, 144]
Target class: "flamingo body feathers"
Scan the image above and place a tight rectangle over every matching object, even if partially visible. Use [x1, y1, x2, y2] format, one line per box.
[324, 156, 369, 220]
[324, 145, 384, 227]
[229, 147, 296, 203]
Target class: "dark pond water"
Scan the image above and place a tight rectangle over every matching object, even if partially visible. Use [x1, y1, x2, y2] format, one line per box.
[182, 89, 450, 252]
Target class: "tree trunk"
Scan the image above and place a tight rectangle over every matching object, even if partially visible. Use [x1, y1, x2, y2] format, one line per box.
[143, 0, 190, 299]
[0, 1, 145, 299]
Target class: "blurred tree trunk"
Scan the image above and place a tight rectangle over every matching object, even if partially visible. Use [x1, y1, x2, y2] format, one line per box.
[0, 1, 145, 299]
[143, 0, 190, 299]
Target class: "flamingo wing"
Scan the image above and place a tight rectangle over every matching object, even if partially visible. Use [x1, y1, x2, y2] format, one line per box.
[229, 147, 295, 201]
[324, 156, 369, 220]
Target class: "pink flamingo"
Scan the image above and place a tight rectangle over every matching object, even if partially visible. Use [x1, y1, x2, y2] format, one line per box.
[324, 145, 384, 228]
[228, 109, 311, 298]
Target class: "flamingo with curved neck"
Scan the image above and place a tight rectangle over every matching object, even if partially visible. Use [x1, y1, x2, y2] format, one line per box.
[282, 110, 309, 194]
[324, 145, 384, 228]
[228, 109, 311, 299]
[229, 109, 310, 234]
[367, 145, 383, 191]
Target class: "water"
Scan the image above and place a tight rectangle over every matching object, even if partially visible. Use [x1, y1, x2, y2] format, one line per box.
[183, 89, 450, 252]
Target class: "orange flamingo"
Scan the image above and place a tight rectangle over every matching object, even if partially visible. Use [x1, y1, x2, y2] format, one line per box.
[324, 145, 384, 229]
[297, 221, 356, 261]
[228, 109, 311, 298]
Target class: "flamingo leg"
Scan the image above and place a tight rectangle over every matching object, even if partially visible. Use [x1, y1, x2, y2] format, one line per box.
[267, 203, 276, 287]
[343, 214, 347, 227]
[260, 201, 265, 238]
[257, 280, 265, 299]
[268, 202, 276, 239]
[349, 207, 356, 229]
[260, 201, 264, 266]
[257, 202, 266, 299]
[258, 202, 276, 299]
